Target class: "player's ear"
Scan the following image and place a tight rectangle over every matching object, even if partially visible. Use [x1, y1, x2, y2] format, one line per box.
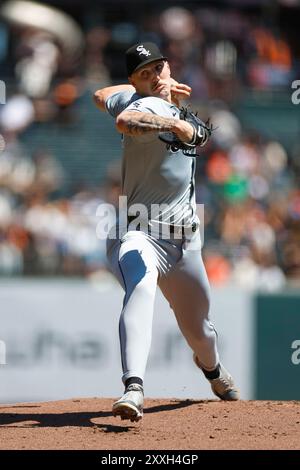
[129, 76, 136, 87]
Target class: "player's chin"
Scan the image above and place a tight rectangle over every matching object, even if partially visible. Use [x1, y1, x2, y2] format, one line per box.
[154, 87, 169, 99]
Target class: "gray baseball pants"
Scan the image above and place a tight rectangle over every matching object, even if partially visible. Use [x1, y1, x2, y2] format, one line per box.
[106, 228, 219, 384]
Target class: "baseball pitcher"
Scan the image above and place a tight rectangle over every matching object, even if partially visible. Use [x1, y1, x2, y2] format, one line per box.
[94, 42, 239, 422]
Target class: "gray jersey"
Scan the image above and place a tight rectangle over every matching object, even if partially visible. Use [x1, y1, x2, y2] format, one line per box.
[106, 90, 197, 226]
[105, 91, 224, 392]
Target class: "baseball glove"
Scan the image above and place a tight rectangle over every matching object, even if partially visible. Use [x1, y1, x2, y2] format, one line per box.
[159, 107, 214, 156]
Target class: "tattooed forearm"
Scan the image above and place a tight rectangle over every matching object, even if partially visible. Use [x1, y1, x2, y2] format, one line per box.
[117, 112, 177, 136]
[127, 114, 176, 135]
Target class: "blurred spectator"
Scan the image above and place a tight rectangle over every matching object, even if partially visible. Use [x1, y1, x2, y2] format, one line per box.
[246, 28, 293, 89]
[32, 150, 64, 193]
[15, 32, 60, 98]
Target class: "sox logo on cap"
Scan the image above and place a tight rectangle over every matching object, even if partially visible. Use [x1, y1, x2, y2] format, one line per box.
[136, 45, 151, 57]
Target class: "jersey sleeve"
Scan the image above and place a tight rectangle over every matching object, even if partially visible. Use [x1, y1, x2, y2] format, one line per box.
[105, 90, 139, 118]
[124, 97, 169, 116]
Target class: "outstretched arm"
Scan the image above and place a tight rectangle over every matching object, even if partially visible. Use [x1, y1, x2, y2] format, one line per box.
[116, 110, 194, 144]
[94, 79, 191, 112]
[93, 84, 135, 111]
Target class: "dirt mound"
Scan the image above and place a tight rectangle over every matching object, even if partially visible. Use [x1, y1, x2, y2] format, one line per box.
[0, 398, 299, 450]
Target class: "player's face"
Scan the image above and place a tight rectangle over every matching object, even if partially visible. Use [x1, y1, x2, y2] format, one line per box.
[130, 60, 172, 100]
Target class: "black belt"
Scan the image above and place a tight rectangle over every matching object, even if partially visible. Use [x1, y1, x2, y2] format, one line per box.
[127, 216, 198, 235]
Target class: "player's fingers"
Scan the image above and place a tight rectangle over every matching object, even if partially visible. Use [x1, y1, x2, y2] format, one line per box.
[171, 89, 191, 98]
[171, 85, 192, 99]
[175, 83, 192, 92]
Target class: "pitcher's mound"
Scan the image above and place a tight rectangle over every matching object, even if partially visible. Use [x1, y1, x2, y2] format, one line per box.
[0, 398, 299, 449]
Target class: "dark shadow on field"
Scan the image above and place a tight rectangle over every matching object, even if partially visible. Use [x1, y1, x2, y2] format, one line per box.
[0, 399, 212, 432]
[0, 405, 40, 409]
[144, 399, 214, 414]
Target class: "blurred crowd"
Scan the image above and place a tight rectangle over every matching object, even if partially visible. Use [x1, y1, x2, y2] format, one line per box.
[0, 0, 299, 290]
[196, 105, 300, 290]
